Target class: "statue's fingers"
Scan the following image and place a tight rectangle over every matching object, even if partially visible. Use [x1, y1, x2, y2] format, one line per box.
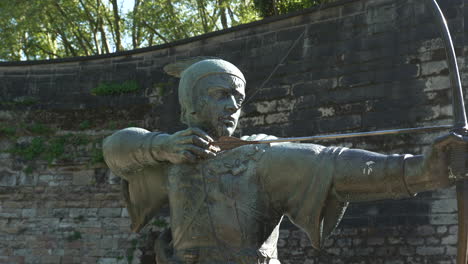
[179, 136, 210, 148]
[187, 127, 214, 142]
[193, 136, 211, 148]
[185, 145, 216, 159]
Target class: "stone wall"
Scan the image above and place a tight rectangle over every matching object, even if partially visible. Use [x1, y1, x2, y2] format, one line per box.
[0, 0, 466, 263]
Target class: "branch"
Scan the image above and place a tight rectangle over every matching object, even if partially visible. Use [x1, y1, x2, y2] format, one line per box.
[45, 13, 78, 56]
[141, 21, 169, 44]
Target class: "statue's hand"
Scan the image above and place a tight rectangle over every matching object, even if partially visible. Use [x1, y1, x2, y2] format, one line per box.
[153, 128, 217, 164]
[426, 131, 468, 185]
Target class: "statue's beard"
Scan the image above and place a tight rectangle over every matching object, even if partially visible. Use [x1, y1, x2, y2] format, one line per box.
[186, 110, 236, 139]
[206, 123, 233, 139]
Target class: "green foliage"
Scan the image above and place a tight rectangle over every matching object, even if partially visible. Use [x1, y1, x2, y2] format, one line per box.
[91, 147, 104, 164]
[107, 121, 117, 130]
[253, 0, 330, 17]
[74, 215, 86, 223]
[9, 136, 65, 162]
[126, 239, 139, 263]
[91, 80, 140, 96]
[152, 219, 168, 228]
[44, 136, 66, 163]
[8, 133, 104, 166]
[13, 97, 38, 106]
[0, 97, 38, 107]
[0, 0, 260, 61]
[78, 120, 91, 130]
[0, 125, 16, 137]
[154, 83, 167, 97]
[26, 123, 54, 135]
[10, 137, 46, 160]
[0, 0, 333, 61]
[69, 134, 90, 145]
[0, 0, 330, 61]
[23, 166, 34, 175]
[66, 231, 82, 242]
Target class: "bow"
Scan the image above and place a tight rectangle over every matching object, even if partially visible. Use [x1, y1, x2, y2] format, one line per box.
[221, 1, 468, 261]
[427, 1, 468, 263]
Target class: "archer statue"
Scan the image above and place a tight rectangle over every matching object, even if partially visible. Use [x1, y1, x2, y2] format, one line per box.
[102, 58, 468, 263]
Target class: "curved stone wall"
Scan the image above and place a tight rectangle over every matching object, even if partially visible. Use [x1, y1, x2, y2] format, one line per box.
[0, 0, 466, 263]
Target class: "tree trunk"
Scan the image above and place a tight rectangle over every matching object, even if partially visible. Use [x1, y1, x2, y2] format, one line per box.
[219, 0, 228, 29]
[196, 0, 209, 33]
[132, 0, 141, 49]
[110, 0, 123, 51]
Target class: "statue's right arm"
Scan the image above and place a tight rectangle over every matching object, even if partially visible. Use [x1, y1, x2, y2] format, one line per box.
[102, 127, 168, 179]
[102, 127, 216, 231]
[103, 127, 216, 176]
[103, 127, 171, 231]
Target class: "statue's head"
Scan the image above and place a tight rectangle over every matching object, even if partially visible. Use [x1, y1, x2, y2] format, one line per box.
[178, 59, 246, 138]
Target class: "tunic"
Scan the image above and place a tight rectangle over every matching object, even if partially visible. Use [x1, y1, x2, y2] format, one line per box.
[103, 128, 414, 264]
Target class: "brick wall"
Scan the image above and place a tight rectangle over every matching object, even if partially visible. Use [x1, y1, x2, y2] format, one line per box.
[0, 0, 466, 263]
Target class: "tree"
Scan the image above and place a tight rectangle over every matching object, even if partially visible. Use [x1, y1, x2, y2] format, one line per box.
[252, 0, 330, 17]
[0, 0, 324, 61]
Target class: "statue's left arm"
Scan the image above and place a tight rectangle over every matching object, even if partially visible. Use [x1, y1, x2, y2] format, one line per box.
[256, 142, 453, 248]
[329, 146, 451, 202]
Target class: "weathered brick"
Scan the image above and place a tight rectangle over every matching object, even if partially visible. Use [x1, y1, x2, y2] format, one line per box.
[416, 225, 435, 236]
[98, 208, 121, 218]
[421, 61, 449, 76]
[441, 234, 457, 245]
[72, 170, 94, 185]
[416, 246, 445, 256]
[430, 199, 457, 213]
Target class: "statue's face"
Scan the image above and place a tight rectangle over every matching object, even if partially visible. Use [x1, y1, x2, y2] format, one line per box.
[187, 74, 245, 138]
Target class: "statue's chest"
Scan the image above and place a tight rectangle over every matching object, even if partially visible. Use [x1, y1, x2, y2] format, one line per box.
[167, 146, 267, 247]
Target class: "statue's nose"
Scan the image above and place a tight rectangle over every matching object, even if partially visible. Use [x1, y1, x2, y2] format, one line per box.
[225, 95, 239, 112]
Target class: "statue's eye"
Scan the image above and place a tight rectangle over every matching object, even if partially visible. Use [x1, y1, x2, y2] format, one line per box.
[235, 95, 244, 106]
[217, 90, 230, 99]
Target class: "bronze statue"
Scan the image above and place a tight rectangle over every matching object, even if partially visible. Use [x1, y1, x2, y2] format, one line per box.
[102, 58, 467, 263]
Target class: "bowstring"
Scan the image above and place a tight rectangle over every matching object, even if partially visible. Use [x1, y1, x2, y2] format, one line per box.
[241, 31, 305, 109]
[241, 0, 413, 110]
[240, 0, 334, 108]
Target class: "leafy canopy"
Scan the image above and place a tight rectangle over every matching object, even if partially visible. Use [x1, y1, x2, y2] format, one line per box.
[0, 0, 327, 61]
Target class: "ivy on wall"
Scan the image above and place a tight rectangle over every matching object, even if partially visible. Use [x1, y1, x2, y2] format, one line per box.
[91, 80, 140, 96]
[1, 122, 106, 174]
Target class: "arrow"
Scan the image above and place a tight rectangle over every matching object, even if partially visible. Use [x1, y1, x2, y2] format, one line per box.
[211, 124, 452, 151]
